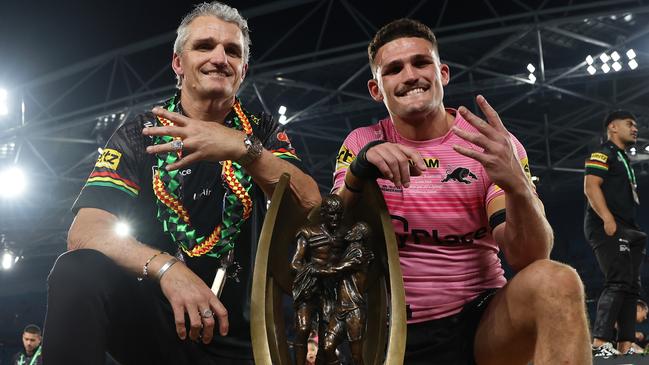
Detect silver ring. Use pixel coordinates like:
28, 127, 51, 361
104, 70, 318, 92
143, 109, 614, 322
171, 139, 184, 151
200, 309, 213, 319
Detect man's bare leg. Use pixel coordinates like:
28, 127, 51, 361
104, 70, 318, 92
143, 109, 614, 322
474, 259, 591, 365
617, 341, 632, 353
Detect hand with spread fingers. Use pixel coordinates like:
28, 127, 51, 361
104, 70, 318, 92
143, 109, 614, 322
159, 261, 229, 344
143, 107, 248, 171
364, 143, 427, 188
451, 95, 530, 193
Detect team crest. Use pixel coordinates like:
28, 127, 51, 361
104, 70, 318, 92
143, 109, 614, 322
441, 167, 478, 184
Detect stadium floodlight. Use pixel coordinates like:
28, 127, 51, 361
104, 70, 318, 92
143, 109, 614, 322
278, 115, 288, 125
624, 14, 633, 22
612, 62, 622, 72
526, 63, 535, 73
630, 147, 637, 155
611, 51, 621, 62
278, 105, 287, 115
586, 55, 594, 65
115, 221, 131, 237
0, 166, 27, 198
528, 73, 537, 84
1, 250, 14, 270
587, 65, 597, 75
627, 49, 637, 60
600, 53, 610, 63
629, 59, 639, 70
601, 63, 610, 73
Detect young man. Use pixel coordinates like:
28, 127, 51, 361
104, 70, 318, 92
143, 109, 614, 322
43, 2, 320, 364
11, 325, 42, 365
333, 19, 591, 364
585, 110, 647, 356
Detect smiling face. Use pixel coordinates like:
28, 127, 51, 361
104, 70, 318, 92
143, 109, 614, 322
172, 16, 248, 102
368, 37, 449, 124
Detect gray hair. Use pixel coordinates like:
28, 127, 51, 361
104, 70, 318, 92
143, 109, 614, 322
173, 2, 251, 88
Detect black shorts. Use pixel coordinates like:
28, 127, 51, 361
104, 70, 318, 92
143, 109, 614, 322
404, 289, 498, 365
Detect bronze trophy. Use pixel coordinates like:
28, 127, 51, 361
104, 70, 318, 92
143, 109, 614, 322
251, 174, 406, 364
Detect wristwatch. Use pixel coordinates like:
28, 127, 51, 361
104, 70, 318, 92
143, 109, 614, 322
237, 134, 263, 167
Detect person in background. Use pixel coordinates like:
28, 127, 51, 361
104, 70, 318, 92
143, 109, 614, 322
585, 110, 647, 357
11, 324, 42, 365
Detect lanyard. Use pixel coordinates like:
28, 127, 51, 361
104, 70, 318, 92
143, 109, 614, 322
617, 151, 637, 187
18, 347, 41, 365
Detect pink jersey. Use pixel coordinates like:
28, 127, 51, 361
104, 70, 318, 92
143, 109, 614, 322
333, 109, 532, 323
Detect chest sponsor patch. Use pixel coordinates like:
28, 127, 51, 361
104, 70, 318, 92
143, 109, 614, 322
590, 152, 608, 163
422, 157, 439, 169
95, 148, 122, 170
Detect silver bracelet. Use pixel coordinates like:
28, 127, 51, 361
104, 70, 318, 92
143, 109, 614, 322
155, 257, 179, 282
142, 251, 165, 278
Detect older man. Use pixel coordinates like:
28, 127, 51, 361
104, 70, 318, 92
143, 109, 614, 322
43, 2, 319, 364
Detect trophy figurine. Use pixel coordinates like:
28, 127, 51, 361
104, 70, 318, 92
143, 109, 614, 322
250, 174, 406, 365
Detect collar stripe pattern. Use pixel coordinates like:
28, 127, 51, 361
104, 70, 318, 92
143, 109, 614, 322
152, 98, 254, 258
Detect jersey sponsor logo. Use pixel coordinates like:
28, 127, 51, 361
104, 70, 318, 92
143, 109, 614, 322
520, 157, 532, 181
193, 188, 212, 200
335, 145, 355, 172
391, 214, 487, 246
422, 157, 439, 169
337, 145, 355, 166
441, 167, 478, 184
95, 148, 122, 170
590, 152, 608, 163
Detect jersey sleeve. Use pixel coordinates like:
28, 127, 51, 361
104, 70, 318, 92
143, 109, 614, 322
254, 112, 305, 171
485, 133, 533, 207
584, 147, 612, 178
331, 129, 366, 192
72, 114, 151, 217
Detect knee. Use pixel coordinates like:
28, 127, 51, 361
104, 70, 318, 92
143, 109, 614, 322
48, 249, 115, 293
525, 259, 585, 305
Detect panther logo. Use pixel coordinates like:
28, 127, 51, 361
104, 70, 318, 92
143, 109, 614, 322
441, 167, 478, 184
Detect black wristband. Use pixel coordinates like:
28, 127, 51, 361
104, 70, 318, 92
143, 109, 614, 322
488, 209, 506, 231
349, 140, 386, 180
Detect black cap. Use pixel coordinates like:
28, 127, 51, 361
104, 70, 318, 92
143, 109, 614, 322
604, 109, 636, 129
